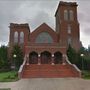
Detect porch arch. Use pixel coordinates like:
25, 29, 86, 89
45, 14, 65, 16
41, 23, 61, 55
41, 51, 51, 64
54, 51, 63, 64
29, 51, 38, 64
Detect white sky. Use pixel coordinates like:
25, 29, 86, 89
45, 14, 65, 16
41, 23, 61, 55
0, 0, 90, 48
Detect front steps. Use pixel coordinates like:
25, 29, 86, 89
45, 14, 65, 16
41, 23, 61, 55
21, 64, 80, 78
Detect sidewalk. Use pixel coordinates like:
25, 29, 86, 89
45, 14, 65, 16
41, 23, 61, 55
0, 78, 90, 90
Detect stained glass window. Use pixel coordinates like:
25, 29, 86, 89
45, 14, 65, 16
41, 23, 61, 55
35, 32, 53, 43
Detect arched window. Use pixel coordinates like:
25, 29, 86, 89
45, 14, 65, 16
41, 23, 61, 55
67, 25, 71, 34
69, 10, 74, 21
14, 31, 18, 43
64, 10, 68, 21
35, 32, 53, 43
20, 32, 24, 44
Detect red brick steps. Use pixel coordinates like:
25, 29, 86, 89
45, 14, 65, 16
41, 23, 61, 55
22, 64, 80, 78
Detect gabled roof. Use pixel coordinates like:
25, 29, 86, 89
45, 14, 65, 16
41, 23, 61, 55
30, 23, 58, 43
31, 23, 56, 35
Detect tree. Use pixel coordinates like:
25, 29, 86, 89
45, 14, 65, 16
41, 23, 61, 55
78, 46, 90, 70
88, 45, 90, 54
67, 45, 90, 70
0, 45, 10, 71
0, 45, 8, 61
12, 45, 23, 70
79, 46, 88, 55
67, 45, 78, 64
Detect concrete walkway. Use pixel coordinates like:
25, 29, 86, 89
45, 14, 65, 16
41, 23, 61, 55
0, 78, 90, 90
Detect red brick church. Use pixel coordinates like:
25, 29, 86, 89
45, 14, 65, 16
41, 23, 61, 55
9, 1, 81, 78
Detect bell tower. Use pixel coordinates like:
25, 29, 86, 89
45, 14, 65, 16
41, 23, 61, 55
55, 1, 80, 50
9, 23, 30, 55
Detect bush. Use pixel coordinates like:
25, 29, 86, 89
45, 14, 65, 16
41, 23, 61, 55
82, 70, 90, 79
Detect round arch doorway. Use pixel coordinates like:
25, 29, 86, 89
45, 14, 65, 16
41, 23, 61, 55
41, 51, 51, 64
54, 51, 62, 64
29, 51, 38, 64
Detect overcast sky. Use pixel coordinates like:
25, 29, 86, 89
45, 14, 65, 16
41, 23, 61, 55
0, 0, 90, 48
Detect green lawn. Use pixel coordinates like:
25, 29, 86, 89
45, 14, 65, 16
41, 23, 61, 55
0, 88, 11, 90
82, 70, 90, 79
0, 71, 19, 82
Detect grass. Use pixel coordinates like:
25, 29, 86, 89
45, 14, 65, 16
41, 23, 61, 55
0, 88, 11, 90
0, 71, 19, 82
82, 70, 90, 79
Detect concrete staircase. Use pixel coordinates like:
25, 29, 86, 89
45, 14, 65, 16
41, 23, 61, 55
22, 64, 80, 78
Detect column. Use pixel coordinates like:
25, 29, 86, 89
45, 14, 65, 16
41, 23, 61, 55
51, 54, 55, 65
26, 54, 29, 65
38, 54, 41, 65
62, 54, 66, 65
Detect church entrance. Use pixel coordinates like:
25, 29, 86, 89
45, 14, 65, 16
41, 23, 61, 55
54, 52, 62, 64
41, 51, 51, 64
29, 52, 38, 64
29, 51, 62, 64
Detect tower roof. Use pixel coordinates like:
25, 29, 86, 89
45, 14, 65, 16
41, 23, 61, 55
55, 1, 78, 16
10, 23, 29, 28
9, 23, 30, 32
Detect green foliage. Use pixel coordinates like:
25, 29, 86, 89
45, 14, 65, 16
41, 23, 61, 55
78, 46, 90, 70
12, 45, 23, 70
82, 70, 90, 79
0, 45, 10, 71
0, 46, 8, 61
67, 45, 90, 71
67, 45, 78, 64
82, 55, 90, 70
0, 71, 18, 82
79, 46, 88, 55
0, 88, 11, 90
88, 45, 90, 53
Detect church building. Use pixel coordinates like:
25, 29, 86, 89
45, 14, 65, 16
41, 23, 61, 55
9, 1, 81, 78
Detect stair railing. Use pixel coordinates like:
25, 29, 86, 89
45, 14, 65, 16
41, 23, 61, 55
65, 54, 81, 77
65, 54, 72, 65
72, 64, 81, 73
18, 55, 27, 79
